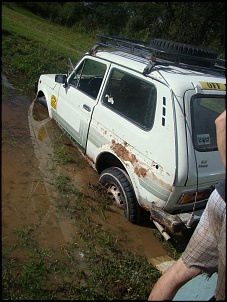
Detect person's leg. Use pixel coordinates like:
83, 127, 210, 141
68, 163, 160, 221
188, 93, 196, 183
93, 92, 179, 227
182, 189, 224, 273
215, 212, 226, 300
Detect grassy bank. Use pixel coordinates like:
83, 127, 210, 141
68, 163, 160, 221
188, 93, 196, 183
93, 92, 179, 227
2, 4, 95, 97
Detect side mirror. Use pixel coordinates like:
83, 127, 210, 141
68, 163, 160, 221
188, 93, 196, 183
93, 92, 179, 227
55, 74, 67, 84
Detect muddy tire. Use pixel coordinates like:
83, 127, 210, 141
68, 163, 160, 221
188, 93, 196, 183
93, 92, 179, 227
150, 39, 217, 67
99, 167, 141, 224
37, 96, 47, 108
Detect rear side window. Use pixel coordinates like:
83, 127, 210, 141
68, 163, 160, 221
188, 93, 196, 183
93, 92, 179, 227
102, 69, 157, 130
191, 96, 226, 151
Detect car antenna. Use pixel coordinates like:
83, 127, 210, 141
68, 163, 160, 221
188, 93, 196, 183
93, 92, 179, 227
68, 58, 74, 73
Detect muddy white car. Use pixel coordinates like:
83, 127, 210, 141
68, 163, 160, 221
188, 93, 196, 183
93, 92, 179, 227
35, 35, 226, 237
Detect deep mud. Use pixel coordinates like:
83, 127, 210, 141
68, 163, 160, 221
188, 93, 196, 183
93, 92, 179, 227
2, 86, 169, 272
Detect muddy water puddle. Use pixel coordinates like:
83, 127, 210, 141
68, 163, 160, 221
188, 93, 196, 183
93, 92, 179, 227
2, 90, 168, 264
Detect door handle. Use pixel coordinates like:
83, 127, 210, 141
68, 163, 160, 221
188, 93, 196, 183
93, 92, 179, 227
83, 104, 91, 112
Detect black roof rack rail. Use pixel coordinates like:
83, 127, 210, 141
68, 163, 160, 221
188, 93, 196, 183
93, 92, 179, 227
93, 35, 225, 75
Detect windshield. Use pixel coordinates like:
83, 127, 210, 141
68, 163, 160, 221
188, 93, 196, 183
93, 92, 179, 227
191, 96, 226, 151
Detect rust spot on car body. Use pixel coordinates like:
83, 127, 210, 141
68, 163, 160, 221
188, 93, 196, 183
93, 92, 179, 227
134, 166, 147, 177
110, 140, 172, 190
111, 141, 138, 164
111, 140, 148, 177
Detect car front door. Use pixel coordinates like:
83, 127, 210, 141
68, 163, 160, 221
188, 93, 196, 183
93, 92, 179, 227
54, 57, 109, 152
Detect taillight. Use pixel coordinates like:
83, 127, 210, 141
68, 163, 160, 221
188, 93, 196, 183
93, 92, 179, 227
178, 188, 213, 205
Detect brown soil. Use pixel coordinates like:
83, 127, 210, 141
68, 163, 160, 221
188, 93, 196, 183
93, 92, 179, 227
2, 87, 169, 294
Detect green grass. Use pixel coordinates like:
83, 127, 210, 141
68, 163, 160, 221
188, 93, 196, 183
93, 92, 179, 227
2, 4, 95, 96
55, 145, 75, 165
3, 223, 161, 300
2, 30, 67, 95
2, 4, 95, 61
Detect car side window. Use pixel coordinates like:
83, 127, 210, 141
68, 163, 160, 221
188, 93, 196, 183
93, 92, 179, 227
68, 59, 107, 99
102, 69, 157, 130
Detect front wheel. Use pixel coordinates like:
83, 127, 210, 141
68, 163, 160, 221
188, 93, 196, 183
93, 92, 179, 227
37, 95, 48, 108
99, 167, 141, 224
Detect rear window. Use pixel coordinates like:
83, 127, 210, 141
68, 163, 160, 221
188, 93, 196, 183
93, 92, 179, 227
191, 96, 226, 151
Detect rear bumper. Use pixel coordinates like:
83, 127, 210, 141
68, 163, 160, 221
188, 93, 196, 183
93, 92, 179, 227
149, 204, 204, 233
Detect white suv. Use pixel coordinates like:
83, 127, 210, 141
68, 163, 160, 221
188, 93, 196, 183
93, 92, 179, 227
35, 36, 226, 236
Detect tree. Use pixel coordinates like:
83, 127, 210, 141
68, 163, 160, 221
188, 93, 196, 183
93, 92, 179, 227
13, 2, 225, 57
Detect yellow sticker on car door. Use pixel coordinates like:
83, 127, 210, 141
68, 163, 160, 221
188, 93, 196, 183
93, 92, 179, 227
51, 95, 57, 109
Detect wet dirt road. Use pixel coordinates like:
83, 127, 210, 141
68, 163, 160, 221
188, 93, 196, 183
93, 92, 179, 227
2, 85, 169, 272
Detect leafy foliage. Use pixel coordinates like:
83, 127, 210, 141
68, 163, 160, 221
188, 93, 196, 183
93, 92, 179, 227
8, 1, 225, 57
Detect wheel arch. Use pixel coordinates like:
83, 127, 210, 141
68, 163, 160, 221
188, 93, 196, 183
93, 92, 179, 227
95, 151, 141, 202
37, 90, 45, 98
35, 89, 52, 115
96, 151, 126, 174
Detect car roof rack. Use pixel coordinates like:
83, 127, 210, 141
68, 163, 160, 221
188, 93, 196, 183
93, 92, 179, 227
90, 35, 225, 75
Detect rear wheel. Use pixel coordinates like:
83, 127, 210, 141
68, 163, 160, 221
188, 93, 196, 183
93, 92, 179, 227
99, 167, 141, 224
